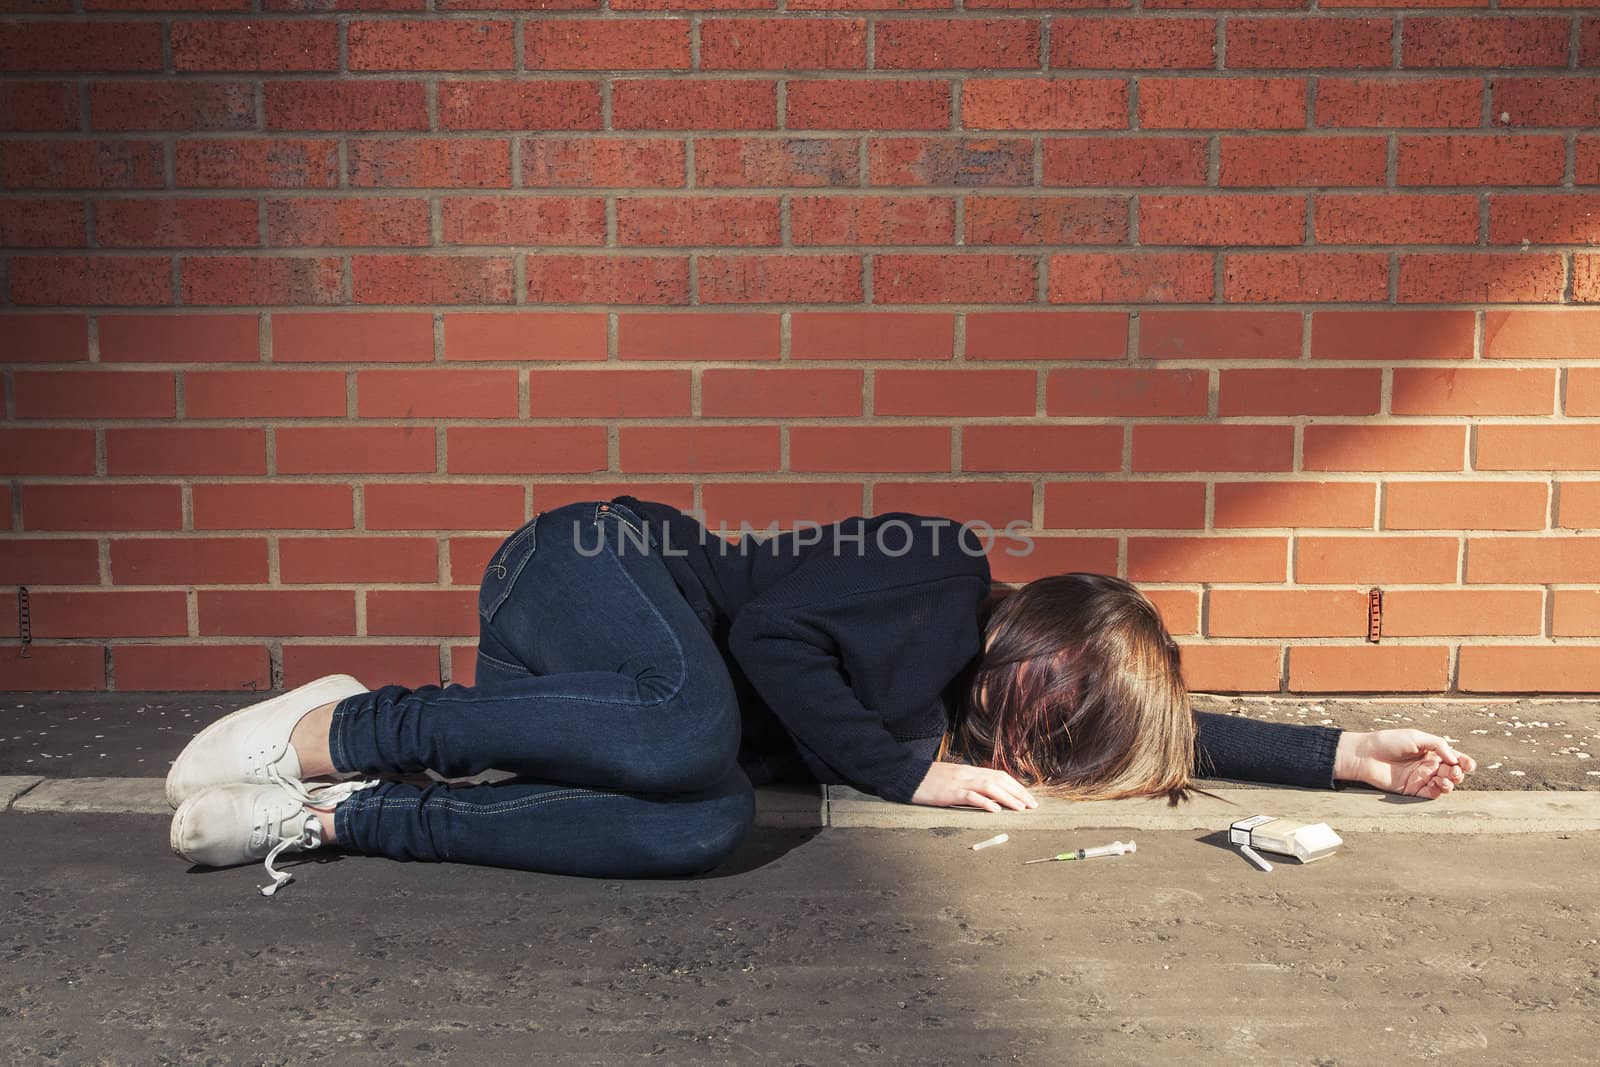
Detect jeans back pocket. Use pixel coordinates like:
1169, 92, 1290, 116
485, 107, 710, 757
478, 514, 540, 625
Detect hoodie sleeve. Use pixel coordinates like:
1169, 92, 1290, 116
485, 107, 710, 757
1193, 710, 1342, 789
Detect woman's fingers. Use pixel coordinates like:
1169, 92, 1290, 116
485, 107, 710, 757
964, 788, 1002, 814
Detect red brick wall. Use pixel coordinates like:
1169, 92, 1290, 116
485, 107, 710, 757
2, 5, 1598, 695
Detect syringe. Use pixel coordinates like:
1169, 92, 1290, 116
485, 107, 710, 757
1023, 840, 1137, 864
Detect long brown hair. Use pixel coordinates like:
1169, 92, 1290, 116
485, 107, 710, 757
944, 572, 1197, 806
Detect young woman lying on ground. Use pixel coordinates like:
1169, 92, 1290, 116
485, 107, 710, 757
166, 497, 1476, 895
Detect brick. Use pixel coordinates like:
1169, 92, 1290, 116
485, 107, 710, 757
443, 196, 608, 245
612, 79, 772, 130
267, 197, 431, 247
699, 483, 866, 530
1311, 310, 1473, 360
191, 483, 353, 530
90, 81, 253, 131
1218, 368, 1381, 416
450, 536, 506, 586
617, 426, 778, 473
0, 81, 78, 131
698, 136, 855, 188
21, 484, 182, 531
869, 136, 1032, 187
1570, 369, 1600, 416
1139, 194, 1305, 245
1223, 252, 1389, 302
1172, 643, 1281, 694
878, 18, 1038, 69
349, 138, 512, 188
1582, 137, 1600, 182
2, 139, 164, 189
0, 646, 105, 691
113, 645, 271, 692
265, 81, 429, 132
1554, 590, 1600, 638
100, 314, 259, 363
1226, 17, 1390, 68
273, 312, 435, 362
526, 136, 684, 188
282, 645, 441, 691
1392, 368, 1556, 416
0, 428, 95, 475
962, 78, 1127, 129
1140, 77, 1305, 129
1385, 481, 1548, 531
1288, 646, 1450, 693
441, 81, 603, 132
701, 368, 861, 417
276, 426, 436, 474
172, 20, 338, 71
184, 370, 347, 418
1315, 77, 1482, 128
966, 195, 1128, 244
106, 427, 266, 475
181, 256, 343, 306
525, 17, 689, 69
0, 314, 87, 361
363, 483, 525, 530
13, 370, 174, 418
788, 79, 951, 130
0, 197, 84, 247
527, 483, 695, 516
968, 311, 1126, 360
1314, 194, 1479, 244
1042, 136, 1209, 186
280, 536, 438, 584
352, 255, 515, 305
367, 591, 478, 637
445, 426, 609, 473
1490, 194, 1600, 245
109, 537, 269, 584
1043, 480, 1206, 529
32, 590, 187, 638
1209, 590, 1370, 639
871, 482, 1033, 528
1219, 136, 1386, 186
446, 312, 608, 361
1133, 425, 1295, 472
699, 254, 861, 303
617, 312, 781, 361
1048, 252, 1213, 303
176, 138, 340, 189
873, 253, 1035, 303
1303, 425, 1465, 472
1398, 136, 1565, 186
357, 369, 519, 418
1467, 536, 1600, 584
1576, 255, 1600, 304
873, 369, 1033, 416
1051, 16, 1215, 69
0, 539, 99, 585
1459, 647, 1600, 694
700, 16, 865, 70
199, 590, 355, 637
1213, 481, 1377, 529
1127, 536, 1288, 583
789, 426, 951, 473
527, 254, 690, 304
349, 19, 514, 70
963, 425, 1123, 472
528, 369, 690, 417
91, 0, 251, 8
1398, 253, 1564, 304
10, 256, 172, 306
1139, 310, 1303, 360
1403, 16, 1569, 68
95, 198, 258, 248
1477, 426, 1600, 472
1299, 534, 1465, 585
0, 21, 162, 72
1384, 590, 1544, 639
792, 195, 953, 245
1484, 310, 1600, 360
617, 196, 779, 246
790, 312, 953, 360
1046, 368, 1207, 415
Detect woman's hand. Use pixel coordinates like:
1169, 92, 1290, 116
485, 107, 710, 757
1334, 729, 1477, 798
911, 761, 1038, 812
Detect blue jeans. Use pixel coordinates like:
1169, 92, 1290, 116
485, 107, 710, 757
327, 499, 755, 878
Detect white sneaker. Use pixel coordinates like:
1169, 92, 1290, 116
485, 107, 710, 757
170, 779, 378, 897
165, 674, 369, 809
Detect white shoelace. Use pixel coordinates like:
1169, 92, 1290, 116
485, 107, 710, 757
259, 770, 378, 897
